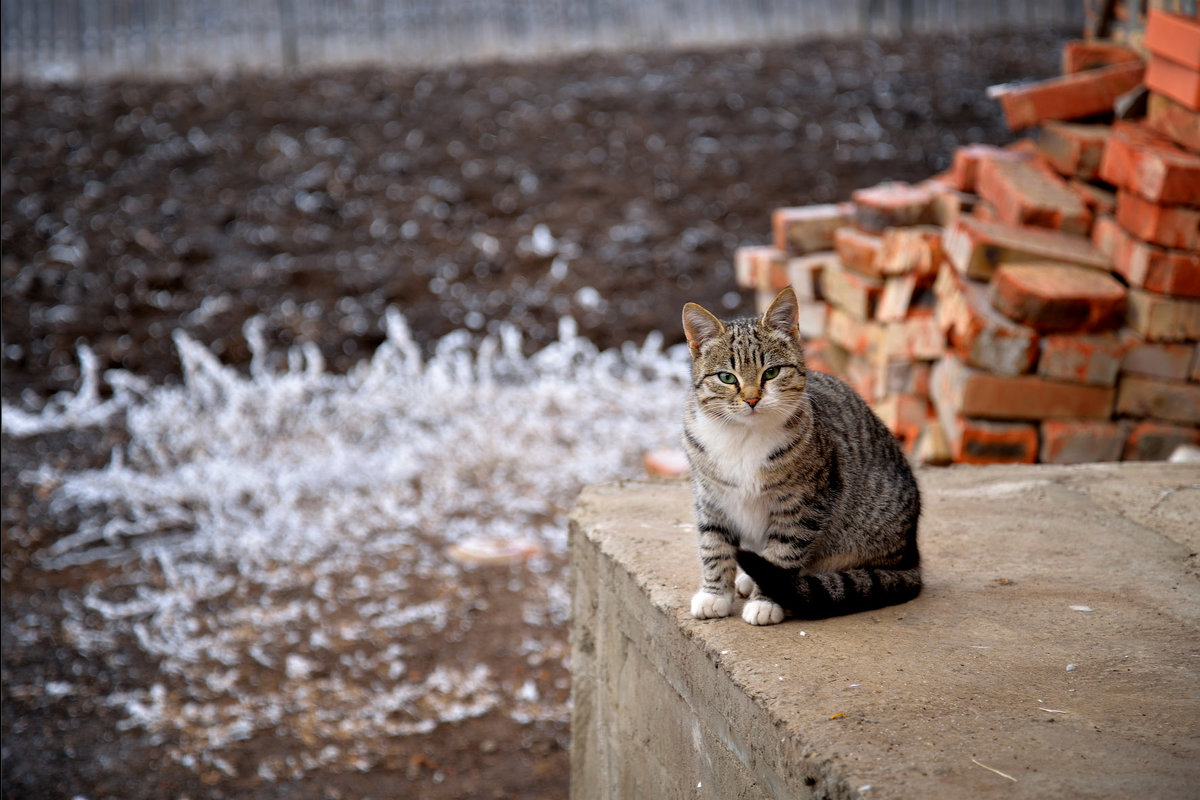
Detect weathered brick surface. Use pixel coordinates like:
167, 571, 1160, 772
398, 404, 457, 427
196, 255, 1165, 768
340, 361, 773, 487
772, 203, 855, 254
819, 259, 883, 320
1038, 121, 1110, 179
1037, 332, 1126, 386
878, 311, 945, 363
1098, 217, 1200, 298
875, 225, 945, 282
1126, 289, 1200, 341
948, 144, 1025, 192
988, 61, 1146, 131
943, 415, 1040, 464
990, 263, 1127, 332
1120, 330, 1197, 381
1116, 374, 1200, 424
1123, 419, 1200, 461
876, 274, 918, 323
934, 265, 1039, 376
1098, 122, 1200, 205
1039, 419, 1127, 464
932, 353, 1116, 421
876, 359, 932, 399
833, 227, 884, 279
942, 217, 1110, 280
851, 181, 937, 232
1116, 190, 1200, 250
976, 156, 1092, 234
1146, 91, 1200, 152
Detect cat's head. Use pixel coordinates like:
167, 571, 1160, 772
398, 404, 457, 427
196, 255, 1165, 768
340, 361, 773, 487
682, 288, 808, 425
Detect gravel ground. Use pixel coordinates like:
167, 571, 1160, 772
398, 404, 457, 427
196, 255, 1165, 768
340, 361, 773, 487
2, 28, 1069, 799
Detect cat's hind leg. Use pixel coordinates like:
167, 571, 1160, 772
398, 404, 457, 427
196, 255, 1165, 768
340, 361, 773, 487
735, 571, 756, 598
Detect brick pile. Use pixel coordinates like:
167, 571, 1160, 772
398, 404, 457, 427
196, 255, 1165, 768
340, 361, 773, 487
734, 5, 1200, 465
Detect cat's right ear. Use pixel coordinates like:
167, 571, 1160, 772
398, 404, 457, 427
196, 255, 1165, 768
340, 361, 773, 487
762, 287, 799, 339
682, 303, 724, 357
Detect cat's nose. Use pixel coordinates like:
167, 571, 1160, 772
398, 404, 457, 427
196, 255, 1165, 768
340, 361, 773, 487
744, 396, 760, 407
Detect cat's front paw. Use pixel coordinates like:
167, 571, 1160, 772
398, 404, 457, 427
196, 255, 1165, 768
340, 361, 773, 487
735, 572, 756, 598
691, 590, 734, 619
742, 598, 785, 626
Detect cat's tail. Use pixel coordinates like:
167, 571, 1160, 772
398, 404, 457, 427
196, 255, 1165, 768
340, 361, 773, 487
735, 550, 921, 619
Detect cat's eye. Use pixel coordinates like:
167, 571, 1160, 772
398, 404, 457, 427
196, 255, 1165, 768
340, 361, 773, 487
717, 372, 738, 385
762, 366, 780, 381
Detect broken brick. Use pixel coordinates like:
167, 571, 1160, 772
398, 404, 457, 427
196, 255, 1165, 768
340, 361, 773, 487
1039, 419, 1126, 464
1115, 190, 1200, 251
1037, 121, 1110, 179
976, 155, 1092, 234
989, 263, 1127, 332
851, 181, 937, 232
1098, 122, 1200, 205
1116, 374, 1200, 425
934, 265, 1039, 376
988, 61, 1146, 131
772, 203, 855, 254
1123, 419, 1200, 461
1126, 289, 1200, 341
932, 353, 1116, 421
942, 216, 1110, 280
1037, 332, 1126, 387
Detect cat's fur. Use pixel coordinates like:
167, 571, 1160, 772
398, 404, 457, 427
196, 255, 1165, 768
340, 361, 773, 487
681, 287, 921, 625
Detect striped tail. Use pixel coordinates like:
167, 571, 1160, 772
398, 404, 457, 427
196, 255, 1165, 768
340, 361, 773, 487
735, 550, 921, 619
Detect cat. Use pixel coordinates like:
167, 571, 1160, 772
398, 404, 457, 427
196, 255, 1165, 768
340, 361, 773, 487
681, 287, 921, 625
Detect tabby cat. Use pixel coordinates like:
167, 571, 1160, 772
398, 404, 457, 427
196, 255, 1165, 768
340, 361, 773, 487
681, 287, 921, 625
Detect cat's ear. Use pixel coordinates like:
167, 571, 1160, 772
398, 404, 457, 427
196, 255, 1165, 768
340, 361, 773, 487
761, 288, 799, 339
682, 302, 725, 356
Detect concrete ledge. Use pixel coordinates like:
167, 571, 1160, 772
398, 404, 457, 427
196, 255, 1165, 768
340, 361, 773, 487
568, 463, 1200, 799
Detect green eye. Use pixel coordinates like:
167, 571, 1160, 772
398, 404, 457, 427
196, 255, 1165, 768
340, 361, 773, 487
717, 372, 738, 385
762, 366, 780, 381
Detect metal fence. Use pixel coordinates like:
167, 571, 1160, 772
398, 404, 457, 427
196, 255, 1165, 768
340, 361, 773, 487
2, 0, 1083, 82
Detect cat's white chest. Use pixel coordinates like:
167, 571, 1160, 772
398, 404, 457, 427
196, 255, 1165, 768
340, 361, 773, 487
694, 413, 787, 553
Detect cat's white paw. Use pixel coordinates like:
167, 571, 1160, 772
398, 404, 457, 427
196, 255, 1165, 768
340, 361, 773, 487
735, 572, 756, 598
691, 590, 734, 619
742, 599, 785, 626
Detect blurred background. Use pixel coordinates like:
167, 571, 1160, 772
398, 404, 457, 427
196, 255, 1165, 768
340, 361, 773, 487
3, 3, 1078, 799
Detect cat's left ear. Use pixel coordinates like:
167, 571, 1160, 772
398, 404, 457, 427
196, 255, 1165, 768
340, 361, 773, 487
761, 287, 799, 339
683, 302, 725, 357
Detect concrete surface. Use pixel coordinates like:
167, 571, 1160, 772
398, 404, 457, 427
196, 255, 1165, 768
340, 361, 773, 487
568, 462, 1200, 800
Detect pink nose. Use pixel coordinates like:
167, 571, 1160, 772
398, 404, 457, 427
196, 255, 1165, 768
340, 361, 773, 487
745, 396, 759, 407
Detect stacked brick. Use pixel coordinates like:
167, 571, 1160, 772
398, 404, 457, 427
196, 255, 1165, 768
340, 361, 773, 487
734, 6, 1200, 465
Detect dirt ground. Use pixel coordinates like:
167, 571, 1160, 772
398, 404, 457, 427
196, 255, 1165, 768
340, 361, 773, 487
2, 29, 1069, 799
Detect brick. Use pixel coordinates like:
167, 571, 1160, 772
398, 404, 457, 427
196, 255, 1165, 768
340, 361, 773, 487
876, 359, 933, 399
1123, 419, 1200, 461
876, 274, 918, 323
942, 216, 1111, 280
872, 393, 933, 442
734, 245, 786, 290
988, 61, 1146, 131
1116, 374, 1200, 424
819, 259, 883, 320
851, 182, 937, 232
833, 227, 884, 279
1146, 91, 1200, 152
772, 203, 855, 254
1115, 190, 1200, 250
878, 311, 945, 363
1120, 330, 1197, 381
1067, 179, 1117, 215
1098, 122, 1200, 205
1039, 419, 1127, 464
803, 337, 836, 376
1061, 40, 1143, 74
1146, 9, 1200, 71
1037, 122, 1110, 179
932, 353, 1116, 421
825, 306, 880, 360
919, 179, 974, 226
913, 419, 953, 465
875, 225, 946, 283
786, 251, 837, 301
643, 448, 690, 477
1146, 54, 1200, 112
1101, 219, 1200, 298
1192, 344, 1200, 382
949, 144, 1027, 192
990, 263, 1127, 332
933, 265, 1039, 376
943, 415, 1040, 465
976, 156, 1092, 234
1037, 332, 1127, 386
1126, 288, 1200, 340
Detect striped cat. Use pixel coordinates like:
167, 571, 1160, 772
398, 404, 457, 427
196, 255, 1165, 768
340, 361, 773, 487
681, 287, 921, 625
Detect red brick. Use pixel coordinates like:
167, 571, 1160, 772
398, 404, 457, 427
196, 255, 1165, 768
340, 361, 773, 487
1101, 219, 1200, 298
1115, 190, 1200, 250
1116, 374, 1200, 424
1067, 179, 1117, 216
734, 245, 786, 290
941, 217, 1111, 280
819, 259, 883, 320
943, 415, 1040, 465
1039, 419, 1126, 464
803, 337, 836, 376
988, 61, 1146, 131
1120, 330, 1197, 381
1146, 54, 1200, 112
1061, 40, 1143, 74
934, 265, 1038, 376
990, 263, 1127, 332
878, 311, 945, 364
833, 227, 884, 279
876, 275, 918, 323
872, 393, 933, 442
1123, 419, 1200, 461
1192, 344, 1200, 382
1146, 91, 1200, 152
1038, 122, 1110, 179
875, 225, 945, 282
1126, 289, 1200, 341
643, 448, 690, 477
949, 144, 1027, 192
1145, 10, 1200, 71
826, 306, 879, 360
876, 359, 933, 399
772, 203, 855, 254
788, 251, 837, 301
919, 179, 973, 226
1037, 332, 1127, 386
976, 156, 1093, 234
913, 419, 953, 465
1098, 122, 1200, 204
851, 182, 937, 232
932, 353, 1116, 421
